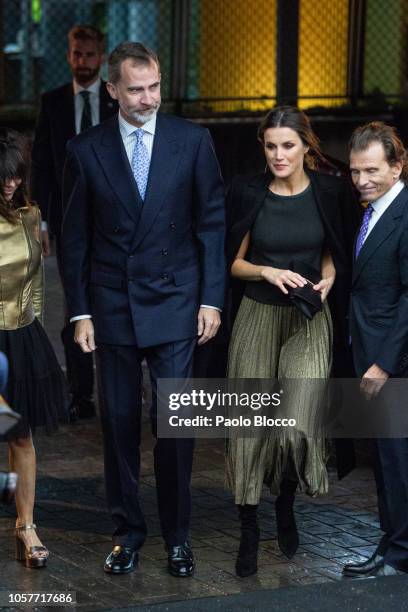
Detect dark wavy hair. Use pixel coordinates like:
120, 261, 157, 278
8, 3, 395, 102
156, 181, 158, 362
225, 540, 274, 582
0, 128, 31, 223
257, 106, 326, 170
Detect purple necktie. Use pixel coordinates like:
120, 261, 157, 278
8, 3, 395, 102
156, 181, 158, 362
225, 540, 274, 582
355, 204, 374, 258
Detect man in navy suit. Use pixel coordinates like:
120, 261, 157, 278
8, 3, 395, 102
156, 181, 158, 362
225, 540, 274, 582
61, 42, 225, 576
31, 25, 118, 421
343, 122, 408, 577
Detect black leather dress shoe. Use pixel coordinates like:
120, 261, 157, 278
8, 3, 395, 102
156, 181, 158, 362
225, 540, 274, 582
343, 552, 385, 576
166, 542, 194, 577
104, 546, 138, 574
69, 396, 96, 422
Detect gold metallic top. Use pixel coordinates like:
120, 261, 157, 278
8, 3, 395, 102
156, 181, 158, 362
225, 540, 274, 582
0, 206, 43, 330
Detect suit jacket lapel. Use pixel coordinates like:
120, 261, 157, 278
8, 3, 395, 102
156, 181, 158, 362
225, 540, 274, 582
352, 187, 408, 284
59, 84, 76, 145
131, 113, 182, 251
93, 116, 143, 224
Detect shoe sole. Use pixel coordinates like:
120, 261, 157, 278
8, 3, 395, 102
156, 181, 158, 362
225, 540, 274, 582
104, 565, 137, 575
167, 568, 194, 577
342, 568, 379, 577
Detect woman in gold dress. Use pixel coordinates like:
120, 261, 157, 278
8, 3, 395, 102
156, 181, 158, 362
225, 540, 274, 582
0, 128, 67, 568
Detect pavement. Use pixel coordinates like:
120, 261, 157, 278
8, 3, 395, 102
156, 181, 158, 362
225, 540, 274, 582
0, 254, 398, 610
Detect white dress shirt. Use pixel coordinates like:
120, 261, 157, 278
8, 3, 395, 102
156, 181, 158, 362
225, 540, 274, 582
70, 110, 220, 321
73, 77, 101, 134
118, 111, 156, 161
363, 179, 405, 245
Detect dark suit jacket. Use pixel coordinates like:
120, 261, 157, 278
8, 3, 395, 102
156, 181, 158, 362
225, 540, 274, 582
61, 113, 226, 348
350, 185, 408, 377
31, 80, 118, 236
225, 170, 359, 376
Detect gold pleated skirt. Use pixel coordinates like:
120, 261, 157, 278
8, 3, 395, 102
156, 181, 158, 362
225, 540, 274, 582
226, 295, 333, 505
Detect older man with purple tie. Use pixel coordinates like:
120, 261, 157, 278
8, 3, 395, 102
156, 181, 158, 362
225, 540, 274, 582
344, 121, 408, 578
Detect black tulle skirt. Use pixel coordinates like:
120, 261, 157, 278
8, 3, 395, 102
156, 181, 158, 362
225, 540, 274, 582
0, 318, 68, 439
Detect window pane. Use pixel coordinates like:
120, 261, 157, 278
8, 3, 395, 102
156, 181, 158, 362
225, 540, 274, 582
187, 0, 277, 114
298, 0, 349, 109
364, 0, 408, 100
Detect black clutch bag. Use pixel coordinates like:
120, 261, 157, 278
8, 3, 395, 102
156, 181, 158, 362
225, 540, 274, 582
288, 259, 322, 320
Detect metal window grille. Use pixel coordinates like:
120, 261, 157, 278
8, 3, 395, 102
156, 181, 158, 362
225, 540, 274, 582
0, 0, 407, 114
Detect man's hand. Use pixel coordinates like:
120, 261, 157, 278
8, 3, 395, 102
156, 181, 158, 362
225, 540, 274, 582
197, 307, 221, 345
74, 319, 96, 353
41, 229, 51, 257
360, 363, 389, 399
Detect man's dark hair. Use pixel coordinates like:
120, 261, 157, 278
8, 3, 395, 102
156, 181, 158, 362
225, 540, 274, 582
68, 24, 105, 53
108, 42, 160, 84
350, 121, 408, 183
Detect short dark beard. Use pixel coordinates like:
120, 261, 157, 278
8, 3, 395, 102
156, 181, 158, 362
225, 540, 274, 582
73, 68, 100, 87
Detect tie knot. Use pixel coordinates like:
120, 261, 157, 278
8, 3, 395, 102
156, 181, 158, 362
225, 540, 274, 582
134, 128, 144, 143
365, 203, 374, 216
80, 90, 90, 100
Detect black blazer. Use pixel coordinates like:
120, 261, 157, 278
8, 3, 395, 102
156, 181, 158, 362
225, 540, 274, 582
31, 80, 118, 236
225, 169, 360, 377
350, 185, 408, 377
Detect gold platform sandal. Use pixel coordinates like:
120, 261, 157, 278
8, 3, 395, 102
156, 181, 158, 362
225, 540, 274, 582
15, 523, 49, 568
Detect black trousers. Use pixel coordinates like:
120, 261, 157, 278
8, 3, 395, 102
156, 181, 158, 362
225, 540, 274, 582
96, 338, 196, 549
55, 238, 94, 400
373, 438, 408, 571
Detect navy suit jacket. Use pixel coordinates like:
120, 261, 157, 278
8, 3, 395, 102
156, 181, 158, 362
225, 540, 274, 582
61, 113, 226, 348
31, 80, 118, 235
350, 185, 408, 376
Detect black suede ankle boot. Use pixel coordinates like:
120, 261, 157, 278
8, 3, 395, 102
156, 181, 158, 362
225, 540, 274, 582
275, 479, 299, 559
235, 504, 260, 577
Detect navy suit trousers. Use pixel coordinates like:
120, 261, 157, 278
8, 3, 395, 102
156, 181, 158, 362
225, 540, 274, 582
373, 438, 408, 571
96, 337, 196, 549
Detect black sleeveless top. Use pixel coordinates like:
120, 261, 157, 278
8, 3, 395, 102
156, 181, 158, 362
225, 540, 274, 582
244, 185, 325, 305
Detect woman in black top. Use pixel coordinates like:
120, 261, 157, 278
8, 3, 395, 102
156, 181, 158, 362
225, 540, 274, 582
226, 107, 358, 577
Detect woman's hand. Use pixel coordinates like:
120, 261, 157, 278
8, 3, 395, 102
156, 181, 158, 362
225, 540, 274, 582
313, 275, 335, 302
316, 248, 336, 301
261, 267, 307, 295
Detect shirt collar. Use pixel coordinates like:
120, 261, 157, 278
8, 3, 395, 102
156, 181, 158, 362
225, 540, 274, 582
118, 111, 157, 139
371, 179, 405, 215
73, 77, 101, 96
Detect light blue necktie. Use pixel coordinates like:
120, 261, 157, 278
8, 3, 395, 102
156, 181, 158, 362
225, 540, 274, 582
131, 129, 149, 200
355, 203, 374, 258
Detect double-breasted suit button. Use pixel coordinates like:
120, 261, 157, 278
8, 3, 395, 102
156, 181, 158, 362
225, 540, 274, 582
162, 249, 168, 256
113, 226, 120, 233
128, 255, 134, 259
170, 223, 176, 230
128, 277, 133, 283
161, 273, 169, 280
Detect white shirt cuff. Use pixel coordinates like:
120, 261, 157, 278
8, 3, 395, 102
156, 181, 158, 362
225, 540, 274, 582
41, 221, 48, 231
70, 315, 92, 322
200, 304, 222, 312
